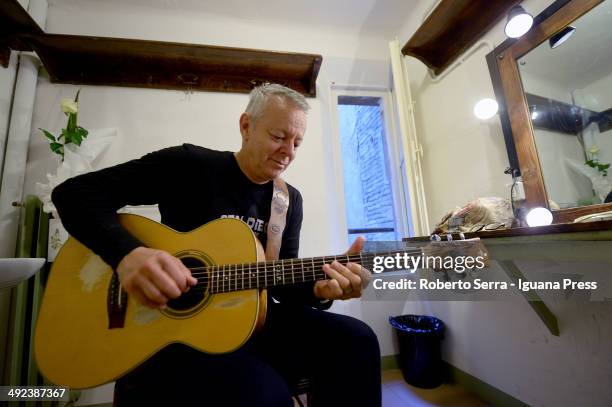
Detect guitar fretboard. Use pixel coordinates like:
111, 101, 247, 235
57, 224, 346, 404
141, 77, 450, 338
200, 249, 422, 294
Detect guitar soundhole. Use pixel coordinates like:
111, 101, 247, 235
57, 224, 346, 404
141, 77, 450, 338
165, 255, 209, 314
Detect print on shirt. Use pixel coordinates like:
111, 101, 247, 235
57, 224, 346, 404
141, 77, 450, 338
220, 215, 267, 236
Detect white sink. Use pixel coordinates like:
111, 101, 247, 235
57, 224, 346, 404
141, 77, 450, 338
0, 258, 46, 289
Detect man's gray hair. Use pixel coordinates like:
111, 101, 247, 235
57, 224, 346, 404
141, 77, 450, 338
245, 83, 310, 125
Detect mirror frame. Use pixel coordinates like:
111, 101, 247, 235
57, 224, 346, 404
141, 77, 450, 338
487, 0, 612, 223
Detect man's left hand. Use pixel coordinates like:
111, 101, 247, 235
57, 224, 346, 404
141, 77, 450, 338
313, 237, 372, 301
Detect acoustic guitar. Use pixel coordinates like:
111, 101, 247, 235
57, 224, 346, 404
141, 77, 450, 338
34, 214, 488, 388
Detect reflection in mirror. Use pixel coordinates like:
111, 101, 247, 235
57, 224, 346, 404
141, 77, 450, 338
518, 0, 612, 209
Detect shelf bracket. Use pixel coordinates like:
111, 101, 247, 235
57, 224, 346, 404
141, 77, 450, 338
498, 260, 560, 336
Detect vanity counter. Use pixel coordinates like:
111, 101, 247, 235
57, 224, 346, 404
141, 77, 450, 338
402, 220, 612, 336
404, 219, 612, 242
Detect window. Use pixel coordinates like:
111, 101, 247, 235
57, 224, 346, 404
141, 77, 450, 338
332, 89, 412, 244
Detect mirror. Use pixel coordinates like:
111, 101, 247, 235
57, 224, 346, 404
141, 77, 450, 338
488, 0, 612, 223
518, 0, 612, 209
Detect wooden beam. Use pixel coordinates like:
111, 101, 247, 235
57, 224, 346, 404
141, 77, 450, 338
1, 41, 10, 68
25, 34, 321, 97
0, 0, 42, 51
0, 0, 321, 95
498, 50, 549, 206
402, 0, 522, 75
526, 93, 597, 135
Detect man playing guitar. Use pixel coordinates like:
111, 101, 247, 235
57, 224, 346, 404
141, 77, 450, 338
51, 83, 381, 406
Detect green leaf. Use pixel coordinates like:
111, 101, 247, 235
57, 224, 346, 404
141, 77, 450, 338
65, 128, 86, 146
39, 128, 56, 142
76, 126, 89, 138
73, 128, 87, 144
50, 142, 63, 154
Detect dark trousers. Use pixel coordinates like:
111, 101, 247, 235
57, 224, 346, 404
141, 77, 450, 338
113, 302, 381, 406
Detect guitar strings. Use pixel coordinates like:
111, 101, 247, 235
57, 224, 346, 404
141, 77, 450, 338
174, 250, 427, 295
123, 245, 482, 300
185, 249, 422, 275
188, 250, 422, 278
184, 251, 422, 292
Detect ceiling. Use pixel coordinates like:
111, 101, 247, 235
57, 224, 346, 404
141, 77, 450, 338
519, 0, 612, 91
49, 0, 425, 37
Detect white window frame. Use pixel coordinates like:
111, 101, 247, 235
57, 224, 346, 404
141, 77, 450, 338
328, 85, 412, 244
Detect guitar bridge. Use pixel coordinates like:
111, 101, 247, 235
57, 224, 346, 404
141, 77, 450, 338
107, 272, 128, 329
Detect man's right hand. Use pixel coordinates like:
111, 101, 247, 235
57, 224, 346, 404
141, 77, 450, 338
116, 247, 198, 309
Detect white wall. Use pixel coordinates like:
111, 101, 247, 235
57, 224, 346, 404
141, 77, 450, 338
396, 0, 612, 406
45, 0, 391, 60
0, 22, 22, 391
0, 42, 19, 179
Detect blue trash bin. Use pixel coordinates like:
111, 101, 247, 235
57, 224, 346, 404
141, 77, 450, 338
389, 314, 446, 388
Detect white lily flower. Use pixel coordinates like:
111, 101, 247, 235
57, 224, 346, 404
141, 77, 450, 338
588, 145, 600, 155
60, 98, 78, 114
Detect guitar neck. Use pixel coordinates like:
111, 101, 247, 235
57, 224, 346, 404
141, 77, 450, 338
206, 248, 422, 294
203, 237, 490, 294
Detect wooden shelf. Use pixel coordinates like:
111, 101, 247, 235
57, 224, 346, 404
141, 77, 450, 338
404, 220, 612, 241
525, 93, 612, 135
0, 0, 43, 66
0, 1, 322, 96
402, 0, 521, 76
27, 34, 322, 96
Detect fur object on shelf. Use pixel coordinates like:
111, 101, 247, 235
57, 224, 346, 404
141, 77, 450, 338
434, 197, 515, 234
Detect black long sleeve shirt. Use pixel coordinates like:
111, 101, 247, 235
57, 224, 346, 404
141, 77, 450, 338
52, 143, 329, 308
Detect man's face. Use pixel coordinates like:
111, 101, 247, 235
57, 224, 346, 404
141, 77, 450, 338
239, 97, 307, 183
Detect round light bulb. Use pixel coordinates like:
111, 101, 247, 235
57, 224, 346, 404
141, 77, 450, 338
473, 98, 499, 120
505, 12, 534, 38
526, 207, 553, 227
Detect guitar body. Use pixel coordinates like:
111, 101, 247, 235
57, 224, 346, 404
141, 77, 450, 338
34, 215, 267, 389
